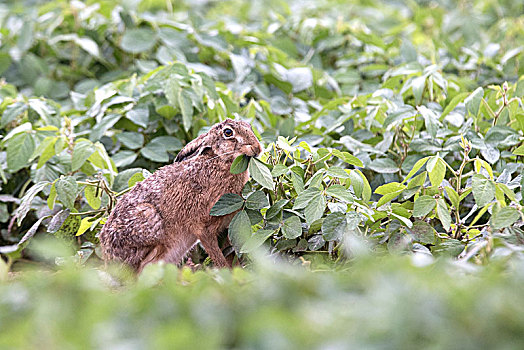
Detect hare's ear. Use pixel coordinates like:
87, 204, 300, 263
174, 133, 211, 162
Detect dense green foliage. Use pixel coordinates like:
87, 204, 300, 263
0, 0, 523, 347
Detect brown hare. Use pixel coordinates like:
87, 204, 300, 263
99, 118, 262, 272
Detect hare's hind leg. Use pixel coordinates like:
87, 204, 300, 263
103, 202, 166, 270
163, 233, 199, 265
137, 245, 166, 273
200, 235, 231, 268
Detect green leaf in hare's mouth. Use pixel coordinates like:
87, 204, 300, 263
230, 154, 251, 174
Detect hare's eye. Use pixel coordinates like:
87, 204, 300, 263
223, 128, 234, 138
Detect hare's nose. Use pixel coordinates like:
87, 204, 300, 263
255, 143, 262, 156
246, 144, 261, 157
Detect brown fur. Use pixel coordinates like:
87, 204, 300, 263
99, 119, 262, 272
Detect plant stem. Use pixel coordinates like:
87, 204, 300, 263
69, 209, 106, 216
115, 187, 133, 197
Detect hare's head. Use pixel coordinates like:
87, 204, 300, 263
175, 119, 262, 163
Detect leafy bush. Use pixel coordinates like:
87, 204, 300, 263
1, 0, 522, 268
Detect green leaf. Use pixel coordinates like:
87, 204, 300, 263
290, 171, 305, 194
54, 214, 81, 241
464, 87, 484, 117
445, 186, 460, 209
353, 170, 371, 202
376, 191, 402, 208
92, 142, 116, 183
55, 176, 78, 210
403, 157, 429, 183
433, 239, 464, 257
75, 36, 101, 58
47, 209, 71, 233
398, 187, 421, 201
383, 105, 416, 128
266, 199, 289, 220
436, 198, 451, 232
286, 67, 313, 93
0, 203, 7, 223
282, 215, 302, 239
408, 221, 436, 244
478, 159, 494, 179
90, 114, 121, 142
374, 182, 406, 208
36, 137, 57, 169
513, 144, 524, 156
459, 188, 472, 202
245, 191, 269, 210
72, 140, 96, 172
228, 210, 252, 252
417, 105, 440, 139
349, 171, 364, 198
1, 102, 27, 128
322, 212, 346, 241
17, 22, 34, 52
249, 158, 274, 190
391, 212, 413, 228
326, 166, 350, 179
245, 209, 263, 225
469, 203, 492, 228
128, 172, 145, 188
240, 229, 274, 253
271, 164, 288, 177
33, 133, 58, 162
120, 28, 157, 53
18, 216, 46, 246
326, 185, 353, 203
15, 181, 49, 225
76, 217, 93, 236
178, 89, 193, 132
210, 193, 244, 216
293, 187, 322, 210
84, 186, 101, 210
491, 206, 520, 230
164, 75, 180, 106
198, 73, 219, 100
332, 149, 363, 167
47, 183, 57, 210
411, 75, 425, 104
471, 174, 495, 207
375, 182, 406, 195
7, 132, 35, 172
140, 140, 170, 163
126, 107, 149, 128
408, 172, 427, 190
116, 132, 144, 150
304, 194, 326, 224
0, 52, 10, 76
413, 195, 436, 217
497, 183, 516, 203
154, 136, 182, 151
427, 156, 446, 187
230, 155, 250, 174
368, 158, 399, 173
441, 92, 469, 119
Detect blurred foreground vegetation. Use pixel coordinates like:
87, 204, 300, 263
0, 0, 523, 347
1, 240, 524, 349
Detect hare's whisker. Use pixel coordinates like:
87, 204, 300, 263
204, 150, 237, 163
